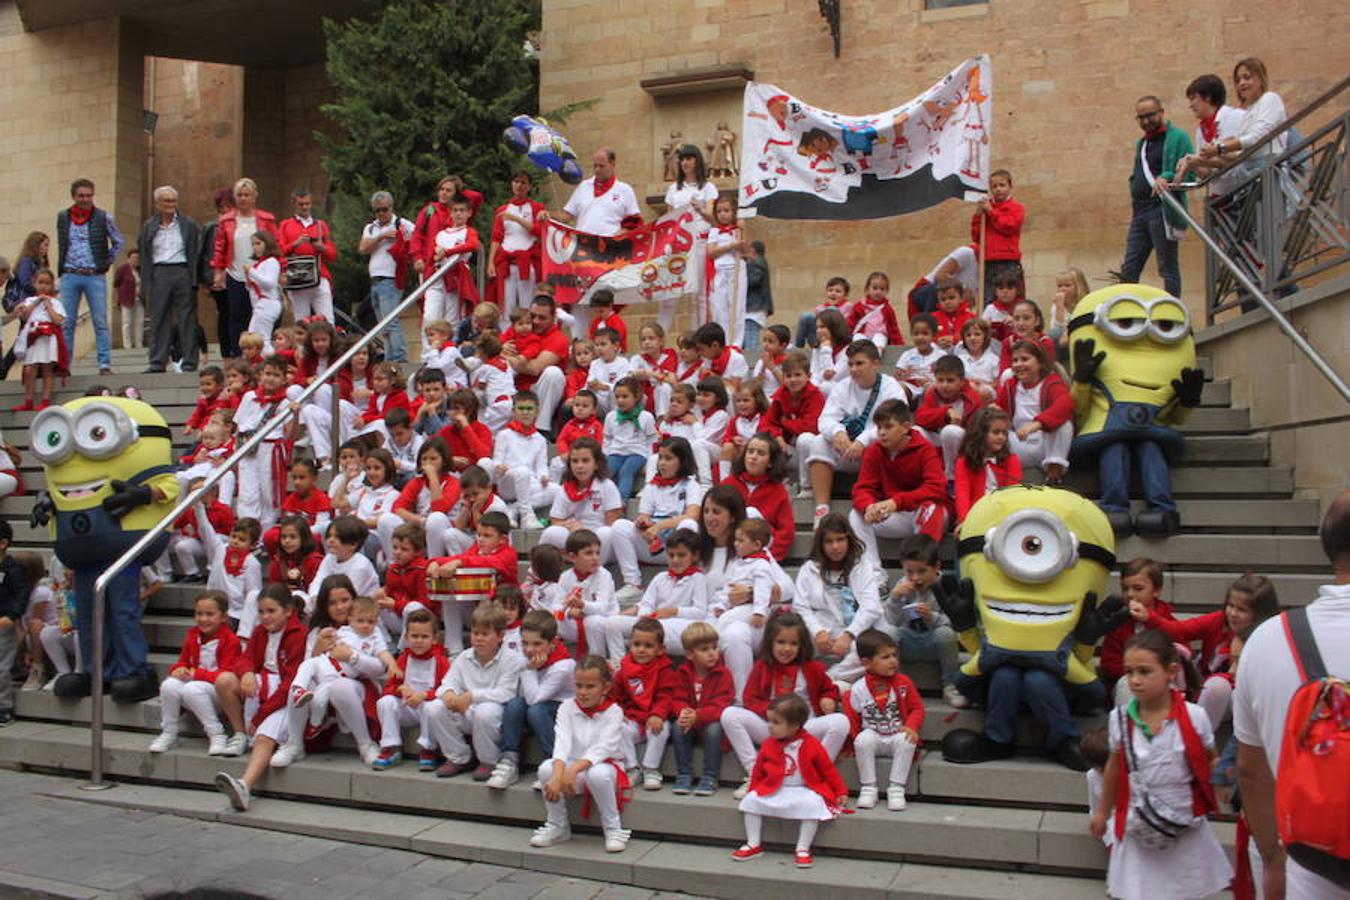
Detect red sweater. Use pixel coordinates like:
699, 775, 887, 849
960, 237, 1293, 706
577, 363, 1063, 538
844, 672, 926, 736
588, 311, 629, 351
1101, 600, 1176, 682
235, 613, 307, 728
611, 654, 681, 723
672, 658, 735, 728
381, 646, 450, 702
173, 626, 243, 684
912, 382, 983, 433
393, 474, 461, 516
998, 333, 1056, 373
363, 389, 411, 425
185, 392, 230, 431
437, 420, 494, 470
762, 384, 826, 442
384, 556, 431, 615
1148, 608, 1233, 675
953, 454, 1023, 523
971, 197, 1025, 262
847, 298, 904, 346
747, 732, 847, 805
851, 431, 949, 514
277, 217, 339, 281
433, 543, 520, 586
267, 550, 323, 594
173, 501, 235, 541
722, 473, 794, 561
742, 658, 840, 717
556, 415, 604, 458
995, 371, 1074, 431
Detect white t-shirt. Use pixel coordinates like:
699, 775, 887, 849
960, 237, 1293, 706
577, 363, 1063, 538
363, 217, 414, 279
664, 180, 718, 214
1012, 381, 1041, 428
564, 178, 640, 236
228, 215, 258, 282
1201, 105, 1248, 197
925, 245, 978, 292
548, 478, 623, 528
498, 200, 541, 253
1233, 582, 1350, 899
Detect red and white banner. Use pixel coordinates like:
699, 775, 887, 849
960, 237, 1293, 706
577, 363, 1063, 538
541, 209, 709, 307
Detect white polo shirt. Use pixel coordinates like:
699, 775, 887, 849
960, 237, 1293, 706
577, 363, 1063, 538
564, 178, 640, 236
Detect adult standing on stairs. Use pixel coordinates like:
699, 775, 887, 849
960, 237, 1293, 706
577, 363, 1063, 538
553, 147, 642, 333
211, 178, 278, 359
1234, 491, 1350, 900
55, 178, 122, 376
138, 186, 203, 374
278, 187, 338, 324
1118, 96, 1192, 297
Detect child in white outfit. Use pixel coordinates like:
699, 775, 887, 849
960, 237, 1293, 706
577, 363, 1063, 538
372, 610, 449, 771
290, 596, 396, 724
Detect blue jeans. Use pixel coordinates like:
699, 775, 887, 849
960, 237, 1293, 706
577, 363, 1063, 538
794, 312, 818, 348
500, 696, 560, 758
743, 319, 763, 352
898, 623, 960, 686
958, 666, 1104, 749
1120, 205, 1181, 296
909, 281, 938, 316
671, 720, 723, 780
59, 273, 111, 368
1097, 440, 1176, 513
370, 277, 409, 362
608, 453, 646, 501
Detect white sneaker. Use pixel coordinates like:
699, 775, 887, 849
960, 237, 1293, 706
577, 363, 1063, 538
603, 827, 632, 853
942, 683, 970, 709
642, 769, 663, 791
207, 733, 230, 756
270, 741, 305, 768
359, 742, 381, 766
887, 786, 907, 811
214, 772, 250, 811
614, 584, 644, 606
21, 670, 43, 691
222, 733, 248, 757
148, 731, 179, 754
856, 784, 878, 809
529, 822, 572, 847
518, 508, 544, 530
733, 778, 751, 800
813, 504, 830, 524
486, 758, 519, 790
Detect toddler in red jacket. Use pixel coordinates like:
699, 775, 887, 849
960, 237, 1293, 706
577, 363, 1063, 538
670, 622, 734, 796
612, 617, 682, 790
845, 629, 924, 812
149, 591, 242, 756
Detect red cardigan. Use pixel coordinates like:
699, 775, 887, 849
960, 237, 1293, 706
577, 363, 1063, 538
953, 454, 1023, 523
381, 646, 450, 702
277, 217, 338, 281
235, 613, 307, 728
851, 431, 949, 514
912, 382, 983, 432
742, 658, 840, 717
362, 389, 411, 425
970, 197, 1025, 261
173, 626, 243, 685
672, 658, 735, 728
211, 209, 279, 274
995, 371, 1074, 431
748, 732, 847, 805
847, 298, 903, 346
762, 383, 826, 442
384, 556, 430, 614
437, 420, 494, 470
933, 306, 975, 344
1100, 600, 1176, 682
185, 392, 230, 431
611, 654, 681, 724
722, 473, 794, 561
998, 333, 1057, 373
1149, 608, 1233, 675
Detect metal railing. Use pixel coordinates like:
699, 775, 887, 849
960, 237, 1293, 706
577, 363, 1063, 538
82, 255, 459, 789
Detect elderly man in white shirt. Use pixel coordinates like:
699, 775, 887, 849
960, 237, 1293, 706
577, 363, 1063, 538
137, 185, 202, 373
358, 190, 414, 362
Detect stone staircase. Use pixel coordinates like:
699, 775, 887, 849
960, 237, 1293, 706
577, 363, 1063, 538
0, 343, 1324, 899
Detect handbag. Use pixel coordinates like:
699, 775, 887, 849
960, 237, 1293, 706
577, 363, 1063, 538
284, 256, 320, 291
1118, 706, 1196, 850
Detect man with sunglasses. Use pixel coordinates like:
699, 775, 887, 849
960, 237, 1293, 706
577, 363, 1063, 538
359, 191, 414, 362
1120, 97, 1194, 297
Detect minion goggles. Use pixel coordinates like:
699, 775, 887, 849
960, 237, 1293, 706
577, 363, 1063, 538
1067, 293, 1191, 344
957, 508, 1115, 584
31, 403, 173, 465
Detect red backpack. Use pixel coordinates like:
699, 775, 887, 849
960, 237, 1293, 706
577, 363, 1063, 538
1275, 607, 1350, 888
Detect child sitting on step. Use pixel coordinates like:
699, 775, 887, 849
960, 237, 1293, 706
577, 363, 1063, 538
148, 591, 242, 757
845, 629, 923, 812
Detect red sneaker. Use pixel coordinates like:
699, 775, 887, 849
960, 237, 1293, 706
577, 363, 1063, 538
34, 400, 51, 411
418, 750, 439, 772
10, 401, 33, 412
794, 850, 813, 869
730, 844, 763, 862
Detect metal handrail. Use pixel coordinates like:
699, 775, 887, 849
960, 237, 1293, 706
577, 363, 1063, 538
81, 256, 458, 788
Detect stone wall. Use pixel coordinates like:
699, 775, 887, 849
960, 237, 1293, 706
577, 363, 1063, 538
539, 0, 1350, 331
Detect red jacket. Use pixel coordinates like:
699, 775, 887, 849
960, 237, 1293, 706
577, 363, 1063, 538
437, 420, 494, 470
281, 490, 333, 527
362, 389, 411, 425
186, 392, 230, 431
433, 543, 520, 586
762, 384, 825, 443
384, 556, 431, 615
277, 217, 338, 281
393, 474, 461, 516
556, 415, 604, 458
611, 654, 681, 723
1148, 608, 1233, 675
851, 431, 949, 514
933, 306, 975, 344
672, 658, 735, 728
747, 732, 847, 805
912, 382, 983, 433
1101, 600, 1176, 682
954, 454, 1023, 523
971, 197, 1025, 262
173, 501, 235, 541
998, 333, 1056, 373
847, 298, 903, 346
381, 646, 450, 702
995, 371, 1074, 431
563, 366, 589, 401
173, 626, 243, 685
722, 473, 794, 561
742, 658, 840, 717
588, 311, 629, 352
235, 613, 307, 728
268, 550, 323, 594
844, 672, 925, 737
211, 209, 279, 274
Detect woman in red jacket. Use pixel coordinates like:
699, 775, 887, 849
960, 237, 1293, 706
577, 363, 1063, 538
995, 340, 1073, 483
148, 591, 242, 756
953, 407, 1023, 526
210, 177, 279, 359
721, 434, 794, 561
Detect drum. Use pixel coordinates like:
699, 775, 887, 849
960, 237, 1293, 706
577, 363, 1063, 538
429, 567, 497, 605
284, 256, 320, 291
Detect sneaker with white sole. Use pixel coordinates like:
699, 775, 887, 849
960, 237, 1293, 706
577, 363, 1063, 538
614, 584, 644, 606
529, 822, 572, 847
813, 504, 830, 524
21, 670, 43, 691
942, 683, 970, 709
359, 742, 381, 766
148, 731, 179, 754
214, 772, 250, 811
519, 508, 544, 531
856, 784, 878, 809
222, 733, 248, 757
269, 741, 305, 768
887, 786, 907, 811
290, 686, 313, 708
603, 827, 632, 853
733, 778, 751, 800
486, 757, 519, 790
207, 733, 230, 756
642, 769, 663, 791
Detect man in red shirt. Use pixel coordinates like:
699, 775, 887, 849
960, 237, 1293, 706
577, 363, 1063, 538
503, 296, 567, 434
277, 188, 338, 323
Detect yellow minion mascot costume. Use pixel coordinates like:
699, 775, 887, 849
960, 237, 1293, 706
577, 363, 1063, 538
1067, 284, 1202, 538
939, 486, 1123, 770
29, 398, 180, 702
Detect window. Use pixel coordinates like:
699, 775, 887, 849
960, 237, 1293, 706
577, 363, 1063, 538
925, 0, 986, 8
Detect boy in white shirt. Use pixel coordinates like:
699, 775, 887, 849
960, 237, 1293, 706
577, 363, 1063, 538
425, 601, 524, 779
383, 407, 424, 481
443, 465, 512, 555
692, 322, 747, 391
894, 314, 948, 399
477, 391, 554, 529
306, 516, 381, 615
424, 194, 480, 332
234, 356, 299, 530
372, 609, 451, 771
487, 611, 578, 789
587, 327, 633, 414
603, 530, 709, 662
552, 529, 618, 653
602, 377, 659, 502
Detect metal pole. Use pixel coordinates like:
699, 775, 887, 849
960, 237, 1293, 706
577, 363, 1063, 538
329, 371, 341, 472
1158, 188, 1350, 403
81, 256, 457, 788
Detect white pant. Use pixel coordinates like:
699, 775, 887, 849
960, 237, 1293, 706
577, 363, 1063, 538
39, 626, 78, 674
236, 443, 284, 531
716, 605, 765, 701
707, 264, 746, 349
801, 432, 863, 474
721, 706, 850, 773
293, 654, 346, 696
422, 283, 463, 333
1198, 674, 1233, 731
378, 511, 451, 562
853, 730, 917, 788
651, 381, 672, 418
247, 298, 282, 348
300, 399, 360, 464
441, 528, 474, 556
538, 759, 623, 831
441, 597, 480, 653
477, 459, 557, 522
531, 366, 566, 431
160, 535, 204, 578
425, 700, 504, 765
1010, 421, 1072, 471
500, 271, 536, 321
601, 613, 700, 662
120, 302, 144, 349
281, 676, 372, 749
608, 518, 699, 578
159, 677, 225, 736
781, 435, 815, 490
848, 507, 938, 569
916, 424, 964, 481
538, 524, 641, 589
554, 614, 607, 656
289, 279, 334, 324
375, 694, 435, 750
621, 717, 671, 770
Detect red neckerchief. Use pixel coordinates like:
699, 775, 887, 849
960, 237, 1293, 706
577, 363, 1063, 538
563, 479, 594, 502
744, 549, 772, 563
708, 347, 732, 375
738, 472, 769, 489
765, 352, 786, 368
616, 654, 672, 713
865, 673, 902, 709
1146, 124, 1167, 139
592, 175, 616, 197
771, 661, 801, 698
569, 566, 594, 584
1113, 691, 1216, 842
543, 639, 571, 668
505, 615, 524, 631
578, 697, 616, 718
677, 359, 702, 382
223, 546, 250, 577
668, 565, 701, 582
483, 355, 509, 372
648, 473, 680, 487
716, 223, 739, 235
68, 205, 93, 225
641, 352, 665, 367
405, 644, 443, 661
1199, 113, 1219, 144
254, 385, 288, 405
506, 420, 537, 437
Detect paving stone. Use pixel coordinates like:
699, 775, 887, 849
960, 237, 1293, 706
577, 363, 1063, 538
530, 880, 605, 900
